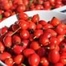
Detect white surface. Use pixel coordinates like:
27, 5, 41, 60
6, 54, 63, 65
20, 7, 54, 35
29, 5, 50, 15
52, 5, 66, 14
0, 11, 66, 28
0, 61, 7, 66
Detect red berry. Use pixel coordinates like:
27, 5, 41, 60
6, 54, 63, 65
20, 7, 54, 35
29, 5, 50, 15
5, 57, 13, 66
48, 50, 60, 63
18, 12, 28, 20
28, 53, 40, 66
32, 14, 39, 23
12, 35, 21, 44
0, 52, 11, 61
3, 36, 12, 48
14, 54, 24, 64
30, 41, 40, 50
55, 62, 64, 66
19, 20, 29, 29
13, 45, 24, 54
20, 30, 30, 39
0, 41, 5, 53
23, 48, 35, 57
40, 57, 49, 66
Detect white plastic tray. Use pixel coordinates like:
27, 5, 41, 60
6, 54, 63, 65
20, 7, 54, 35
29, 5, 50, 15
0, 10, 66, 28
53, 5, 66, 14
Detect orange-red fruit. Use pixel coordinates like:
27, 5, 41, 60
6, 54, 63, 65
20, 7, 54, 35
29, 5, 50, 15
40, 57, 49, 66
48, 50, 60, 63
0, 52, 11, 61
5, 57, 13, 66
28, 53, 40, 66
0, 41, 5, 53
32, 14, 39, 23
14, 54, 24, 64
51, 17, 60, 26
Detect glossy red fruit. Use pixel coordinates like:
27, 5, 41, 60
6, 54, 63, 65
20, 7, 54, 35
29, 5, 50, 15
43, 23, 53, 29
57, 23, 66, 29
42, 32, 51, 38
40, 57, 49, 66
55, 4, 63, 8
49, 44, 60, 51
55, 0, 62, 5
37, 47, 45, 57
49, 0, 55, 6
14, 54, 24, 64
13, 45, 24, 54
44, 1, 51, 10
55, 62, 64, 66
3, 3, 11, 10
55, 24, 65, 35
61, 52, 66, 56
4, 11, 10, 17
21, 39, 29, 49
0, 52, 11, 61
0, 26, 8, 36
5, 57, 13, 66
32, 14, 39, 23
57, 35, 64, 43
23, 0, 29, 6
49, 37, 59, 45
34, 29, 43, 38
36, 4, 44, 10
3, 36, 12, 48
0, 41, 5, 53
17, 5, 26, 12
18, 12, 28, 20
23, 48, 35, 57
11, 24, 19, 31
39, 35, 49, 46
50, 17, 60, 26
60, 55, 66, 65
28, 53, 40, 66
36, 24, 43, 29
19, 20, 29, 30
13, 0, 23, 5
39, 20, 47, 26
46, 28, 57, 37
48, 50, 60, 63
20, 30, 30, 39
28, 21, 36, 30
30, 41, 40, 50
12, 35, 21, 44
6, 31, 13, 36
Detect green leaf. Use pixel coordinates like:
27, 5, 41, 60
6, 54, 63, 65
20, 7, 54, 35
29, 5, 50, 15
29, 0, 33, 4
0, 15, 2, 20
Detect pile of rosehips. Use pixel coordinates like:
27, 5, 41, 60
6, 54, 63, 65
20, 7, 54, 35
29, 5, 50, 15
0, 0, 65, 21
0, 12, 66, 66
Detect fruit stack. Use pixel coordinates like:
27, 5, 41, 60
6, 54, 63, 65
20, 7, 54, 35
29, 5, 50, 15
0, 0, 65, 21
0, 0, 66, 66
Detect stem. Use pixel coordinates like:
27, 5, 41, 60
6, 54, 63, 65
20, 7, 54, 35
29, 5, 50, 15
10, 27, 21, 36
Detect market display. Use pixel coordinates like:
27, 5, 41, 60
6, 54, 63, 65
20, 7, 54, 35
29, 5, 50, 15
0, 12, 66, 66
